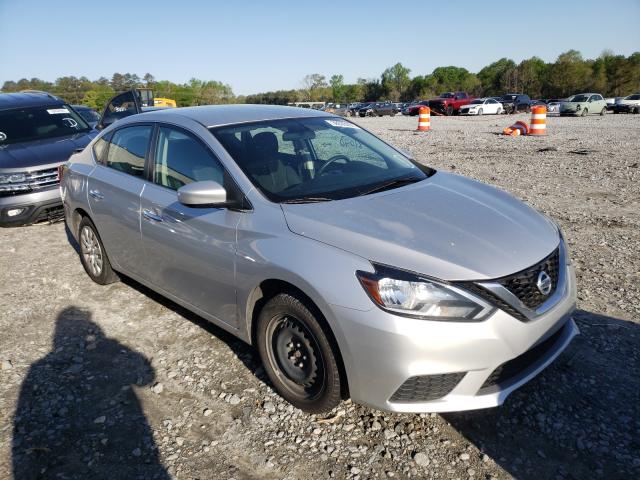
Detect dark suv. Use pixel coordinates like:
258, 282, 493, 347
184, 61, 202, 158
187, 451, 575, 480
499, 94, 531, 114
0, 92, 96, 226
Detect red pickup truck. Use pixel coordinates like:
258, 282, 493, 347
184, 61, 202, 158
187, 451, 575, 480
428, 92, 474, 116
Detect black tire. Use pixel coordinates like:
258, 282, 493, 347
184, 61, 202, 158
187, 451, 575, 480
581, 108, 588, 117
256, 292, 342, 413
633, 107, 640, 114
600, 107, 606, 116
78, 216, 119, 285
446, 105, 454, 116
478, 108, 483, 116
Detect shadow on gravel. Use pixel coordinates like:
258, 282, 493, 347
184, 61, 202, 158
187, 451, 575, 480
444, 310, 640, 480
12, 307, 170, 480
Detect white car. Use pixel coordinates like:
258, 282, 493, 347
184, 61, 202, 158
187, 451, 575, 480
459, 98, 503, 115
547, 101, 561, 114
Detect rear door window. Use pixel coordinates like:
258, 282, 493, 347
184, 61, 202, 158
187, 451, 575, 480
105, 125, 152, 177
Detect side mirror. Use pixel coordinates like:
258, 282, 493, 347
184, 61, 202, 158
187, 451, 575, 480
177, 180, 227, 207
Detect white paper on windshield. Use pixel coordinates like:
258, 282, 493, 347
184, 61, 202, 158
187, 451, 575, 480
47, 108, 70, 114
325, 119, 359, 129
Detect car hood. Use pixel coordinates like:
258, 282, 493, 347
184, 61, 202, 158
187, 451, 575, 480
281, 172, 559, 281
0, 132, 96, 171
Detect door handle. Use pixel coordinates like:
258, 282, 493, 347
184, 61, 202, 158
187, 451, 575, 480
143, 209, 163, 222
89, 189, 104, 200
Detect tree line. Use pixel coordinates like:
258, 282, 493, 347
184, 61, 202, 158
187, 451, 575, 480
2, 50, 638, 110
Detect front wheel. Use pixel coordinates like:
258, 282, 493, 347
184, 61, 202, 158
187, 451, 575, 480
478, 108, 483, 116
600, 107, 606, 116
78, 216, 119, 285
581, 108, 588, 117
256, 293, 343, 413
446, 105, 454, 116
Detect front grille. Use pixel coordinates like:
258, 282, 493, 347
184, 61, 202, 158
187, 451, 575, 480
496, 248, 560, 309
462, 283, 529, 322
0, 167, 59, 197
389, 372, 466, 403
481, 321, 567, 390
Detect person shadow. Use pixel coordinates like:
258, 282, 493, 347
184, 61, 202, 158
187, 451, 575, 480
12, 306, 170, 480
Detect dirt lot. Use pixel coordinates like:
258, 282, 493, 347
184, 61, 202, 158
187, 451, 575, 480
1, 113, 639, 480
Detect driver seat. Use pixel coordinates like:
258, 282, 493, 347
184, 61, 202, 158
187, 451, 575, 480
248, 132, 301, 194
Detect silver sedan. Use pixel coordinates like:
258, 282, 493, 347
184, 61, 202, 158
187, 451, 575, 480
61, 105, 578, 413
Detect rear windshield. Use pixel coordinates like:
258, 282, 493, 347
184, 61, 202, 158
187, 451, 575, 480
0, 105, 90, 145
439, 93, 454, 98
626, 94, 640, 100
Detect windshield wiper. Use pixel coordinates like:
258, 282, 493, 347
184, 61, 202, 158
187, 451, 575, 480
281, 197, 334, 204
357, 176, 422, 196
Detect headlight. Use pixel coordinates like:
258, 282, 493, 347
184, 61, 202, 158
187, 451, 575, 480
356, 265, 494, 321
0, 173, 26, 184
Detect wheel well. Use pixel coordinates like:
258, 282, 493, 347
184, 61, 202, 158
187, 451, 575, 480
71, 207, 91, 235
249, 279, 350, 398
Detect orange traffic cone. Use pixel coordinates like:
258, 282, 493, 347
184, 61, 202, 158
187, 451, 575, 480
503, 121, 529, 136
417, 107, 430, 131
529, 105, 547, 135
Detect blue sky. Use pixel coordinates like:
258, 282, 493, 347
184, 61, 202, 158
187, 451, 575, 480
1, 0, 638, 95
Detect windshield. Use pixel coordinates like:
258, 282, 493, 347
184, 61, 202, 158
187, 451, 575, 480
439, 93, 454, 98
501, 95, 517, 101
75, 108, 100, 123
470, 99, 484, 104
0, 104, 90, 145
626, 94, 640, 100
211, 117, 432, 202
570, 95, 589, 102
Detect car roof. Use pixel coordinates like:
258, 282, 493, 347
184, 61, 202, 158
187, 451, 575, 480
0, 91, 65, 110
139, 104, 333, 128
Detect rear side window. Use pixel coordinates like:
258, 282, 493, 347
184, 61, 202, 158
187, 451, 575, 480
105, 125, 152, 177
153, 126, 224, 190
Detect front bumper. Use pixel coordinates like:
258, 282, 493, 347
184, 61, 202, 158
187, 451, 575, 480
330, 262, 578, 413
0, 186, 62, 227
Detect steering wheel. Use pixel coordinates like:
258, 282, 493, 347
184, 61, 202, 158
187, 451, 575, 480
317, 155, 350, 176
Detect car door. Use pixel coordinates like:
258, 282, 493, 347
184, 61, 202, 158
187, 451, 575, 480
98, 90, 142, 130
486, 99, 498, 114
139, 124, 241, 327
87, 124, 153, 275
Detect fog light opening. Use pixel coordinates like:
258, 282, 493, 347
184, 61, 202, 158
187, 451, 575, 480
6, 208, 26, 217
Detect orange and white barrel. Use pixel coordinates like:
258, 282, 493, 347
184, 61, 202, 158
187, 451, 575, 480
529, 105, 547, 135
417, 107, 430, 131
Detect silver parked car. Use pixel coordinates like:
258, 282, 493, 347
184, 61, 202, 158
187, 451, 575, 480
61, 105, 578, 413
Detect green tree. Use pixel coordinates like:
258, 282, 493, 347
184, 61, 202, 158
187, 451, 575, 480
477, 58, 516, 96
330, 74, 345, 102
547, 50, 591, 97
381, 63, 411, 101
301, 74, 327, 100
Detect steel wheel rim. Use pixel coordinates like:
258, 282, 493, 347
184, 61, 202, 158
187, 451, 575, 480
80, 226, 103, 277
266, 314, 325, 398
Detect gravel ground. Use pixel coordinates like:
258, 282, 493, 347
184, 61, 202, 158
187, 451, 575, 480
1, 113, 639, 480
